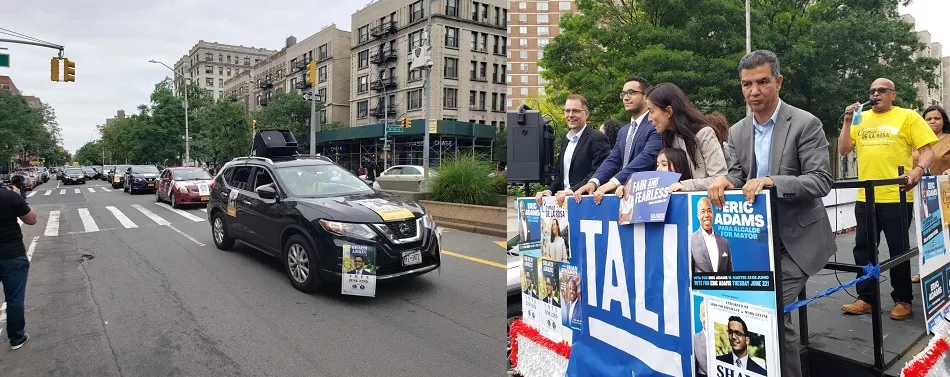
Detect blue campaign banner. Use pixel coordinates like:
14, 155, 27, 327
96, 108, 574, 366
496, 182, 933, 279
566, 194, 693, 377
918, 177, 945, 264
915, 176, 950, 332
516, 198, 543, 250
620, 171, 682, 225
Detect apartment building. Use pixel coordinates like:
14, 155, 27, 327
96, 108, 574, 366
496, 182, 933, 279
221, 26, 352, 125
506, 0, 575, 109
173, 41, 276, 101
349, 0, 508, 128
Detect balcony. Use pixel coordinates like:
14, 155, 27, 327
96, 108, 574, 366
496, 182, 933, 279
370, 77, 398, 92
370, 48, 398, 65
371, 104, 398, 118
259, 79, 273, 89
370, 21, 398, 38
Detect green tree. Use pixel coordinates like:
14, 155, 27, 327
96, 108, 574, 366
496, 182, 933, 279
196, 99, 253, 164
75, 141, 104, 165
540, 0, 939, 136
0, 91, 61, 167
254, 91, 323, 152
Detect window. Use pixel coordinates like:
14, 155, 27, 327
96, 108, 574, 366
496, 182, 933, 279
519, 38, 528, 47
471, 31, 478, 50
492, 64, 499, 82
470, 61, 477, 80
444, 57, 458, 78
227, 68, 232, 76
538, 26, 550, 36
492, 93, 498, 111
408, 62, 423, 81
520, 63, 528, 71
501, 93, 506, 109
519, 26, 527, 34
501, 37, 507, 54
317, 88, 327, 102
445, 0, 458, 16
244, 57, 250, 66
479, 62, 487, 79
227, 54, 232, 63
219, 91, 223, 98
506, 99, 513, 108
539, 87, 546, 95
445, 27, 459, 48
539, 38, 550, 47
358, 75, 369, 93
290, 77, 297, 89
479, 33, 487, 51
358, 50, 369, 69
538, 50, 544, 59
318, 66, 327, 82
559, 1, 571, 10
358, 25, 369, 43
205, 78, 213, 86
507, 87, 512, 95
493, 35, 500, 54
471, 1, 479, 21
444, 88, 458, 108
537, 14, 549, 23
537, 1, 548, 10
519, 14, 527, 22
219, 78, 224, 87
410, 0, 424, 22
521, 87, 529, 95
410, 29, 425, 51
501, 65, 506, 82
218, 54, 223, 62
205, 64, 213, 74
226, 166, 253, 191
518, 1, 526, 9
205, 53, 213, 62
479, 91, 486, 109
503, 9, 507, 26
469, 90, 477, 106
408, 89, 423, 109
357, 100, 368, 117
520, 50, 528, 59
318, 44, 329, 60
495, 6, 501, 25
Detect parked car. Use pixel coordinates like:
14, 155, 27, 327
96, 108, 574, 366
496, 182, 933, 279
375, 165, 436, 191
155, 167, 213, 208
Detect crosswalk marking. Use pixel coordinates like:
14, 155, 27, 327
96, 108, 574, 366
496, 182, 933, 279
44, 190, 52, 196
74, 189, 80, 194
27, 191, 37, 197
60, 189, 65, 195
131, 204, 170, 226
44, 211, 60, 237
106, 206, 138, 228
87, 187, 95, 193
77, 208, 99, 233
101, 187, 111, 192
155, 203, 204, 222
200, 208, 207, 213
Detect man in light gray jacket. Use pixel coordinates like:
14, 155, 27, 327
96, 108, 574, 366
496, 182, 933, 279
707, 50, 835, 377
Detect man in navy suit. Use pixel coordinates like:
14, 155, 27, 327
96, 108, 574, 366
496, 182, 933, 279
716, 316, 768, 376
573, 76, 662, 203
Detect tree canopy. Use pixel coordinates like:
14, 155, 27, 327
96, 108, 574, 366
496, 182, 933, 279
0, 90, 67, 167
539, 0, 939, 136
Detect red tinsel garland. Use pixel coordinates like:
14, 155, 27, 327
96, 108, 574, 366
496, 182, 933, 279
509, 318, 572, 368
901, 337, 950, 377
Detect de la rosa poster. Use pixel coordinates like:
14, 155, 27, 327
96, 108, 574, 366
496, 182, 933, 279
689, 192, 780, 377
914, 176, 950, 332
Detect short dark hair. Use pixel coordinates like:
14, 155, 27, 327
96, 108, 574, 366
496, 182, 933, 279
625, 76, 651, 91
354, 256, 365, 262
565, 94, 589, 110
658, 148, 693, 180
739, 50, 780, 77
923, 105, 950, 134
601, 119, 624, 149
728, 315, 749, 335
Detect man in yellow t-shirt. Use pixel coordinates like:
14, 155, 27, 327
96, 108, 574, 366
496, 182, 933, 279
837, 78, 937, 321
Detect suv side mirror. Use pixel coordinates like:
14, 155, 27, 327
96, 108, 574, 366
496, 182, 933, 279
257, 186, 277, 200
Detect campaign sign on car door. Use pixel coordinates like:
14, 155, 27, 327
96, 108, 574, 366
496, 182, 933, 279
341, 244, 376, 297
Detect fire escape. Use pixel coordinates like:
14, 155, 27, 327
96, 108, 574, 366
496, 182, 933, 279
369, 20, 399, 119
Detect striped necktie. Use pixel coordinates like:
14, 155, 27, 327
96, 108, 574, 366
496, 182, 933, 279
622, 120, 639, 167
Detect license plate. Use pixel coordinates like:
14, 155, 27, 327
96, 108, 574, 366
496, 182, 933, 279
401, 250, 422, 266
200, 196, 210, 201
147, 183, 154, 187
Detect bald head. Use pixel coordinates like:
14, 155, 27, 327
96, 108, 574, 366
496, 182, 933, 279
872, 78, 895, 90
869, 78, 897, 112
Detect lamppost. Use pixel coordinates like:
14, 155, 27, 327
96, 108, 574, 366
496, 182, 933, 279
149, 59, 190, 166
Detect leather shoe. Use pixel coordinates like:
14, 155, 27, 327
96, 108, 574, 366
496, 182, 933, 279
890, 302, 912, 320
841, 299, 872, 314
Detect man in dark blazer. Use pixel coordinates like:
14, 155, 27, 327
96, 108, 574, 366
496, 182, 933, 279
690, 197, 734, 273
707, 50, 835, 377
573, 76, 662, 204
716, 316, 768, 376
535, 94, 609, 205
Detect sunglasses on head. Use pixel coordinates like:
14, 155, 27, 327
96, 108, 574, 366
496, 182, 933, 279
869, 87, 893, 96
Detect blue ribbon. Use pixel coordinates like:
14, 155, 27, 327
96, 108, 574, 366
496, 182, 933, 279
783, 264, 881, 313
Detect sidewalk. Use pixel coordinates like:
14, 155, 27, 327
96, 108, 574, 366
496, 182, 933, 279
507, 196, 517, 241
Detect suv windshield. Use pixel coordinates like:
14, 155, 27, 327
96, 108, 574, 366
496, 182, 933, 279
175, 169, 211, 180
275, 165, 373, 197
131, 166, 159, 174
65, 168, 83, 175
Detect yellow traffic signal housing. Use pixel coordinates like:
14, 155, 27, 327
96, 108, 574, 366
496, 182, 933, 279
306, 61, 317, 85
63, 58, 76, 82
50, 58, 60, 82
402, 117, 411, 128
252, 119, 258, 133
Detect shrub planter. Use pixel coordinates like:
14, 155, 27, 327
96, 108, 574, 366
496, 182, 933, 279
419, 200, 506, 237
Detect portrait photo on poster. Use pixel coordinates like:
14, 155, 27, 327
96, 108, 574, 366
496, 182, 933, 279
517, 198, 543, 249
539, 197, 571, 262
708, 298, 771, 377
559, 263, 583, 331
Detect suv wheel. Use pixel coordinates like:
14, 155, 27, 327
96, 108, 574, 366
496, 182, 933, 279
284, 234, 322, 293
211, 213, 235, 250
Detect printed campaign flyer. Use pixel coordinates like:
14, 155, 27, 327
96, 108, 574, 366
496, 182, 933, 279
521, 252, 543, 330
517, 198, 543, 250
619, 171, 681, 225
341, 244, 377, 297
539, 196, 571, 262
538, 259, 564, 340
560, 263, 583, 332
688, 192, 781, 377
914, 175, 950, 333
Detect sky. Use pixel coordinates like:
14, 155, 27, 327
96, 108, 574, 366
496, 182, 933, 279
2, 0, 949, 156
1, 0, 374, 156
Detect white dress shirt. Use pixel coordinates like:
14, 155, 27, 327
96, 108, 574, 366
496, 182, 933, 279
702, 230, 720, 272
562, 125, 588, 191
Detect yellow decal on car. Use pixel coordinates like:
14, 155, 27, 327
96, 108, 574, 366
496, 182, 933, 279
353, 199, 414, 221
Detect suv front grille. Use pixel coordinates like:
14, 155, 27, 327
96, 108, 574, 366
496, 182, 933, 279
372, 217, 423, 244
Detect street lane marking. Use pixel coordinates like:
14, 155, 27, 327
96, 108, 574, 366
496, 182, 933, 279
106, 206, 138, 228
44, 190, 52, 196
167, 224, 205, 247
101, 187, 111, 192
441, 250, 505, 269
27, 236, 38, 260
77, 208, 100, 233
74, 188, 80, 194
494, 241, 507, 249
27, 191, 37, 197
59, 189, 65, 195
131, 204, 170, 225
45, 210, 60, 236
87, 187, 95, 192
200, 208, 207, 213
155, 203, 204, 222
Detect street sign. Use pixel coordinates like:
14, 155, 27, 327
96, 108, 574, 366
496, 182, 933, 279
0, 53, 9, 68
429, 119, 437, 134
386, 126, 404, 133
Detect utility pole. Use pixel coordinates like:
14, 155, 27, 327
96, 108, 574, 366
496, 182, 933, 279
310, 86, 317, 155
423, 0, 435, 190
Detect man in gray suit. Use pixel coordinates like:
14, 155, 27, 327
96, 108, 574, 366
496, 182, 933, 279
693, 301, 709, 377
707, 50, 836, 377
691, 197, 734, 273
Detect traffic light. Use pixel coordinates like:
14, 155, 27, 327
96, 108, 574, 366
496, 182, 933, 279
252, 119, 258, 133
306, 61, 316, 85
63, 58, 76, 82
50, 58, 60, 82
401, 117, 411, 128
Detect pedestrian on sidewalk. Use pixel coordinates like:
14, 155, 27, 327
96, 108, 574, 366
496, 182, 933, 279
0, 183, 38, 350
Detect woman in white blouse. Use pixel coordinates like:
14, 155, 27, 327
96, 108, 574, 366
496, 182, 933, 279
547, 218, 568, 262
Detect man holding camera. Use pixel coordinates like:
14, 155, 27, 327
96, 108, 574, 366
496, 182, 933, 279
0, 182, 38, 350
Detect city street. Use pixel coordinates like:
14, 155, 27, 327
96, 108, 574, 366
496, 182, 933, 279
0, 179, 505, 376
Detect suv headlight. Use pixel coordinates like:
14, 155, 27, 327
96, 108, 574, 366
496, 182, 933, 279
318, 220, 377, 239
422, 212, 436, 229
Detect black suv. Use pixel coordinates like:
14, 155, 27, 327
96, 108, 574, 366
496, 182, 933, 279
207, 153, 442, 293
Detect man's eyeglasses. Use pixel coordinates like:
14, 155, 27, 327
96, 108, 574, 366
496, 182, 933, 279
563, 108, 587, 115
620, 89, 644, 99
869, 87, 893, 96
727, 329, 746, 337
